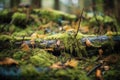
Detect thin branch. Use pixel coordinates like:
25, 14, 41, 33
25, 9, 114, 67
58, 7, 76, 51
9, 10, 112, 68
74, 8, 84, 38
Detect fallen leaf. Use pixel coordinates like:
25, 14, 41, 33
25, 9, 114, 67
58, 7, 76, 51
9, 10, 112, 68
85, 38, 93, 47
98, 49, 103, 57
63, 25, 72, 31
95, 69, 103, 80
21, 42, 30, 52
65, 59, 78, 68
80, 26, 89, 33
85, 65, 93, 72
38, 34, 46, 39
0, 57, 18, 66
43, 48, 54, 51
106, 30, 113, 36
31, 32, 38, 40
31, 32, 46, 40
50, 62, 64, 69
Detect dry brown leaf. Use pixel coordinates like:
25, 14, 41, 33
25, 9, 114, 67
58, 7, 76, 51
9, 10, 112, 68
98, 49, 103, 57
80, 26, 89, 33
66, 28, 76, 32
30, 39, 35, 45
104, 55, 120, 64
63, 25, 72, 31
85, 65, 93, 72
0, 57, 18, 65
38, 21, 53, 30
50, 62, 64, 69
106, 31, 113, 36
85, 38, 93, 47
38, 34, 46, 39
31, 32, 39, 39
21, 42, 30, 52
95, 69, 103, 80
31, 32, 46, 40
71, 20, 79, 30
43, 48, 54, 51
65, 59, 78, 68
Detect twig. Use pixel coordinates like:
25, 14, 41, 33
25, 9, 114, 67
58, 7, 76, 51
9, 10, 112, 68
87, 63, 102, 76
9, 18, 15, 25
74, 8, 84, 38
72, 8, 84, 57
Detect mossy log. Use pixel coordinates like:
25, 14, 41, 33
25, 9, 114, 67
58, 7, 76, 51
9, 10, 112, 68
14, 35, 120, 56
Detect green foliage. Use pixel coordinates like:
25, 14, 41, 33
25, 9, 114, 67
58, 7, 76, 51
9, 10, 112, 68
89, 15, 114, 26
51, 68, 90, 80
0, 8, 119, 80
0, 24, 17, 33
0, 10, 9, 16
0, 35, 12, 41
30, 49, 56, 67
106, 32, 120, 36
13, 50, 27, 60
20, 64, 90, 80
104, 68, 120, 80
104, 16, 113, 23
0, 35, 14, 50
33, 9, 76, 23
12, 31, 28, 37
12, 12, 27, 27
44, 31, 91, 40
0, 10, 12, 23
21, 64, 39, 78
61, 32, 87, 57
89, 15, 103, 26
12, 12, 27, 21
45, 32, 95, 57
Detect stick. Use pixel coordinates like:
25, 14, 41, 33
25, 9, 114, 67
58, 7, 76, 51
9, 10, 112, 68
87, 63, 102, 76
74, 8, 84, 38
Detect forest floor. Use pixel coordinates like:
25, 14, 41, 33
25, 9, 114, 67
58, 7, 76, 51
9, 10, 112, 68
0, 8, 120, 80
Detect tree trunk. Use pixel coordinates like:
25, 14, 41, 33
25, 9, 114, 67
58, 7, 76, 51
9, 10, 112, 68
114, 0, 120, 22
10, 0, 20, 8
103, 0, 114, 16
91, 0, 96, 11
31, 0, 42, 8
103, 0, 120, 22
54, 0, 59, 10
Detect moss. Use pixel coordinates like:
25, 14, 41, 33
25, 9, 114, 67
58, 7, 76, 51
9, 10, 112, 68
0, 10, 13, 23
44, 32, 89, 57
0, 35, 12, 41
0, 24, 17, 33
60, 32, 87, 57
21, 64, 39, 78
104, 69, 120, 80
12, 12, 27, 28
30, 49, 56, 67
0, 35, 14, 50
13, 50, 27, 60
53, 68, 91, 80
33, 9, 76, 23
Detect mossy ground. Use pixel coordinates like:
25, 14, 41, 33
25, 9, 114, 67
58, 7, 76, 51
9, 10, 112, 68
0, 8, 120, 80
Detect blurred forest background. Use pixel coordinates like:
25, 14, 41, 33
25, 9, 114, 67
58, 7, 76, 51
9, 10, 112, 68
0, 0, 120, 22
